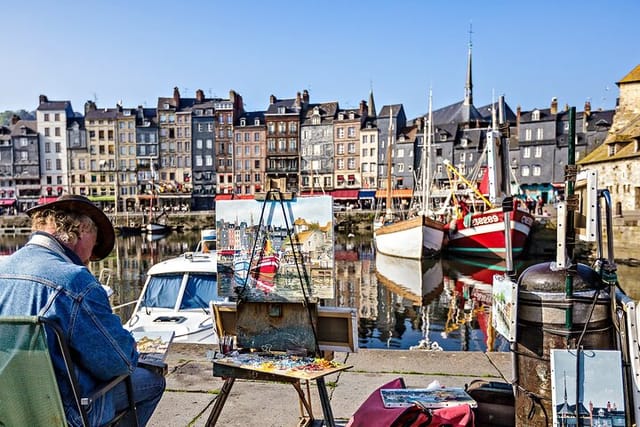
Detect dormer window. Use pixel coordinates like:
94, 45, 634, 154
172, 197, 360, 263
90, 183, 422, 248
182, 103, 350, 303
278, 106, 286, 114
240, 118, 246, 127
349, 112, 355, 120
461, 138, 468, 147
338, 113, 344, 120
163, 103, 170, 109
608, 144, 616, 156
532, 110, 540, 121
123, 109, 131, 116
254, 118, 260, 126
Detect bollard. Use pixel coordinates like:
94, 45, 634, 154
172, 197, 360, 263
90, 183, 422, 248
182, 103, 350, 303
514, 262, 613, 426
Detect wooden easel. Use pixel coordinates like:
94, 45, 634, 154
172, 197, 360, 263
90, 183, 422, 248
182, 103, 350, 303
206, 190, 346, 426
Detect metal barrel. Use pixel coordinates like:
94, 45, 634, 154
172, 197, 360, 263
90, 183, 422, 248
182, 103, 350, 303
514, 261, 613, 426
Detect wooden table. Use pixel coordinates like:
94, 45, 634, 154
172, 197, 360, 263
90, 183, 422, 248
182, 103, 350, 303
205, 355, 351, 427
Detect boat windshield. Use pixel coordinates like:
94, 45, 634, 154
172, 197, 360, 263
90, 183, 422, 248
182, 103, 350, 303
142, 274, 183, 308
180, 273, 218, 309
142, 273, 218, 310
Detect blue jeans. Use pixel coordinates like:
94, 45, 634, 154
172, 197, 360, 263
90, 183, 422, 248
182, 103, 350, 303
112, 366, 166, 426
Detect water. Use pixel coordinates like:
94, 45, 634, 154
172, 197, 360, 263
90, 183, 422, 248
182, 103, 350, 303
3, 231, 639, 351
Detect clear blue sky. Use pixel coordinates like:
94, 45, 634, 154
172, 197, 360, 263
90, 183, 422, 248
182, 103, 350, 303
2, 0, 638, 119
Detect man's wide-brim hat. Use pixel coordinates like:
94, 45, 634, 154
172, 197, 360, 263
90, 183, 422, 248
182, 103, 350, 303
26, 195, 115, 261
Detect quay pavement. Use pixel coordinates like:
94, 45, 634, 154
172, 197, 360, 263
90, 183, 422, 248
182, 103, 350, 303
148, 345, 512, 427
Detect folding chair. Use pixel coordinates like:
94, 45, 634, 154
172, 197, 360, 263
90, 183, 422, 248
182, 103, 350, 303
0, 316, 138, 427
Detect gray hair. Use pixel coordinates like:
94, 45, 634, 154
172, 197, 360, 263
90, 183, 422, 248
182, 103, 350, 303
30, 209, 97, 247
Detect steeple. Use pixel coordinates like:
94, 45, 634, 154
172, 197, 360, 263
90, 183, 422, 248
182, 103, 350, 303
464, 24, 473, 106
368, 85, 377, 118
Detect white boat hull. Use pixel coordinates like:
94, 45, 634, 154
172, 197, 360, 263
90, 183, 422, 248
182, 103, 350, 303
374, 215, 445, 259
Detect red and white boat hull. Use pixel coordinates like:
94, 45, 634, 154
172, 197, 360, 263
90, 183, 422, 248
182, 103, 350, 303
445, 209, 535, 259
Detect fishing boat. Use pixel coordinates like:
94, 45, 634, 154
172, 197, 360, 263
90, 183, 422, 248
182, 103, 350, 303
374, 95, 445, 260
444, 96, 535, 259
123, 248, 227, 345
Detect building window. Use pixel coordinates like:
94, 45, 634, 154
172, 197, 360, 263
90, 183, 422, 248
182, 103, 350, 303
337, 144, 344, 155
348, 127, 355, 137
523, 147, 531, 158
534, 146, 542, 158
536, 128, 544, 140
522, 165, 530, 176
533, 165, 541, 176
532, 110, 540, 121
525, 129, 532, 141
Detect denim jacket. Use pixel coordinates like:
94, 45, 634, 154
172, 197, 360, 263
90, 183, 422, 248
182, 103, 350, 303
0, 232, 138, 426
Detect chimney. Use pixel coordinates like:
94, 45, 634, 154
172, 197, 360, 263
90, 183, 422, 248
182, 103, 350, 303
295, 91, 302, 107
39, 95, 48, 105
173, 86, 180, 106
84, 100, 96, 115
270, 94, 276, 105
196, 89, 204, 102
359, 100, 367, 116
550, 97, 558, 115
584, 100, 591, 116
302, 90, 309, 104
11, 114, 20, 125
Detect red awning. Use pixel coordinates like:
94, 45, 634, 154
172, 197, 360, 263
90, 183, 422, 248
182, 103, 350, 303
0, 199, 16, 206
215, 194, 234, 200
38, 196, 59, 205
331, 189, 359, 200
235, 194, 254, 200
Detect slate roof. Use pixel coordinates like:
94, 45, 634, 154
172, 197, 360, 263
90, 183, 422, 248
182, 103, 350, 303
237, 111, 265, 126
379, 104, 403, 119
37, 100, 71, 111
85, 108, 117, 120
10, 120, 37, 135
265, 98, 302, 115
430, 100, 484, 125
301, 102, 339, 124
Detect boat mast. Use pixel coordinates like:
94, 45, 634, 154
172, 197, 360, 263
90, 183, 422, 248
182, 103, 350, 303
385, 107, 393, 216
421, 89, 434, 216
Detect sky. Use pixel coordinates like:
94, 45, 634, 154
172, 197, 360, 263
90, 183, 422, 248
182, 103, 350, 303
2, 0, 639, 120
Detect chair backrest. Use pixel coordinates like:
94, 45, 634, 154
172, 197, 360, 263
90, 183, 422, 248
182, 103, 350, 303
0, 316, 67, 426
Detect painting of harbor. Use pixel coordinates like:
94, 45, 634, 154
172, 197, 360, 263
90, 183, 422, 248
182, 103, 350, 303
215, 195, 334, 301
551, 349, 626, 426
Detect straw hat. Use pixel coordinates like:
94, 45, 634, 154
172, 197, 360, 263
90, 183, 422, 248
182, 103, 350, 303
27, 195, 115, 261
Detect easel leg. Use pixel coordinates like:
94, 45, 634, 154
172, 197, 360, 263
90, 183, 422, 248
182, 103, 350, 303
205, 377, 235, 427
316, 377, 335, 427
292, 380, 315, 419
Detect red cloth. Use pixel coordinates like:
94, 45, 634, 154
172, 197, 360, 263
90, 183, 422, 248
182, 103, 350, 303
347, 377, 474, 427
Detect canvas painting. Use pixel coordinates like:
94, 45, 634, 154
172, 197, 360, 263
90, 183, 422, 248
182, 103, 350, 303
491, 274, 517, 342
216, 195, 334, 301
551, 349, 626, 427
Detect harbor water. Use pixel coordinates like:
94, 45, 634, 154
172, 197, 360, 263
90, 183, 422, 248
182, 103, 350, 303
2, 230, 638, 351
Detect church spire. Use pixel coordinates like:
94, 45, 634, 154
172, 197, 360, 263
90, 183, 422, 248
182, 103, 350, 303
464, 23, 473, 106
368, 83, 377, 118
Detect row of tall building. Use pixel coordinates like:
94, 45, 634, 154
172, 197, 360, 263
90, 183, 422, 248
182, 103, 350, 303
2, 51, 633, 214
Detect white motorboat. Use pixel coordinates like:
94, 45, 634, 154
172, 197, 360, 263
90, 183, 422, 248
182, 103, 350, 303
124, 249, 226, 344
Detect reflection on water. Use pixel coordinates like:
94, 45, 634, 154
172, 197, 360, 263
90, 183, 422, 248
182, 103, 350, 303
3, 230, 639, 351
